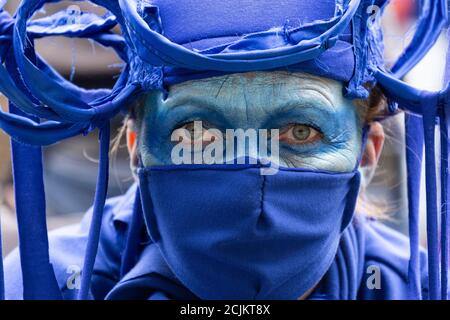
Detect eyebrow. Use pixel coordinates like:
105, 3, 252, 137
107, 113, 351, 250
163, 95, 224, 114
163, 81, 338, 118
288, 86, 336, 111
269, 101, 335, 124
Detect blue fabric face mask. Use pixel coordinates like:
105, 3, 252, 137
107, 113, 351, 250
137, 161, 361, 300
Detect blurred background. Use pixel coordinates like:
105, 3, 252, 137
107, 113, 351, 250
0, 0, 448, 255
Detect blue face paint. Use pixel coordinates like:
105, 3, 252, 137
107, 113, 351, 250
136, 72, 365, 172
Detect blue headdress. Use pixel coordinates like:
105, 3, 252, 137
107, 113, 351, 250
0, 0, 448, 299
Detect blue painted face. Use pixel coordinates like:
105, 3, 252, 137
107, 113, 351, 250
135, 71, 366, 172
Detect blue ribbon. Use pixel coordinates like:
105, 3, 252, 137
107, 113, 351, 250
78, 122, 110, 300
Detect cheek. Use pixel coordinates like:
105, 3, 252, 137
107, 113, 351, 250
282, 145, 360, 172
138, 129, 176, 166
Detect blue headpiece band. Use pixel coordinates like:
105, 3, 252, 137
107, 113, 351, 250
128, 0, 355, 87
0, 0, 448, 300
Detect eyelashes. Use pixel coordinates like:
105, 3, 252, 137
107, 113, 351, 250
278, 123, 323, 146
172, 121, 219, 147
171, 121, 325, 148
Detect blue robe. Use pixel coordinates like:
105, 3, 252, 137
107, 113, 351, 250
3, 184, 430, 300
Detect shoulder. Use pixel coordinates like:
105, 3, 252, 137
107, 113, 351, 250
357, 218, 428, 300
3, 184, 137, 300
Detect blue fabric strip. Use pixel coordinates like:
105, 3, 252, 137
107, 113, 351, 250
440, 96, 449, 300
405, 113, 424, 299
163, 39, 356, 86
0, 4, 139, 146
374, 69, 424, 115
442, 30, 450, 300
78, 123, 110, 300
3, 0, 135, 132
7, 45, 62, 299
422, 93, 441, 300
374, 64, 450, 300
9, 105, 62, 299
0, 208, 4, 300
344, 0, 373, 99
120, 188, 144, 278
391, 0, 448, 78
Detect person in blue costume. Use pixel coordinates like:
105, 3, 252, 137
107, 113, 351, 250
0, 0, 448, 300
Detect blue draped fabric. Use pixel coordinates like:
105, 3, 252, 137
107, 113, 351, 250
1, 185, 433, 300
0, 0, 449, 300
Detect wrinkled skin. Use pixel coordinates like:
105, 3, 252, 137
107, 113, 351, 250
135, 71, 367, 173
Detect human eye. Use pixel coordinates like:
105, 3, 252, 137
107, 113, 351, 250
278, 123, 323, 146
171, 120, 220, 147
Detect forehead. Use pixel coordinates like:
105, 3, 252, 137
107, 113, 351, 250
165, 72, 348, 110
